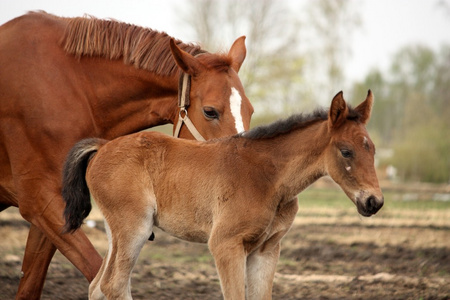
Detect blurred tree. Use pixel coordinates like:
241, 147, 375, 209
392, 99, 450, 183
354, 45, 450, 183
179, 0, 306, 119
352, 70, 397, 144
177, 0, 361, 121
304, 0, 361, 104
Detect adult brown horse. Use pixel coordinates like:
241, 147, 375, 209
0, 11, 253, 299
63, 91, 383, 299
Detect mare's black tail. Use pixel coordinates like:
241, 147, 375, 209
62, 138, 106, 233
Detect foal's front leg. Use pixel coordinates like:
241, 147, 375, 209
246, 197, 299, 300
208, 233, 247, 300
246, 240, 281, 300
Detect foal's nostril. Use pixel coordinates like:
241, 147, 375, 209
366, 195, 383, 214
367, 196, 375, 211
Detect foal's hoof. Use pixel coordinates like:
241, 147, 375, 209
148, 232, 155, 241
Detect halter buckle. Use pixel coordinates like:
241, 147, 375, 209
174, 71, 206, 141
179, 108, 188, 120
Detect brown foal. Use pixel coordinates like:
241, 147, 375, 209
63, 91, 383, 299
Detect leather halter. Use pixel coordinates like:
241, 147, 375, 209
173, 72, 206, 141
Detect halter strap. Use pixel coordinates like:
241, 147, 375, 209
178, 72, 191, 108
173, 71, 206, 141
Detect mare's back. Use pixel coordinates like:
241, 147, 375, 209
0, 13, 69, 108
0, 13, 93, 143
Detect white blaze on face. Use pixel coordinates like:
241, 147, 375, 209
229, 87, 245, 133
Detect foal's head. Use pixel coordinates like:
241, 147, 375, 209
170, 37, 254, 140
325, 91, 383, 216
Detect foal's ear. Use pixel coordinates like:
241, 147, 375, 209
169, 38, 205, 76
228, 36, 247, 73
329, 91, 349, 129
354, 90, 374, 125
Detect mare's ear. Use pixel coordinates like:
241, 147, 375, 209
354, 90, 374, 125
328, 91, 348, 129
169, 39, 205, 76
228, 36, 246, 73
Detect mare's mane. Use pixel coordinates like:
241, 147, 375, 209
58, 12, 231, 76
243, 105, 361, 140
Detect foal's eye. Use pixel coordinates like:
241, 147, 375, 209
340, 149, 353, 158
203, 107, 220, 120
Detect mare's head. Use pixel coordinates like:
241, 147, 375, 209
62, 14, 253, 140
170, 37, 253, 140
324, 91, 383, 217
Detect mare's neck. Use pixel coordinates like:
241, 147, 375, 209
245, 120, 330, 200
83, 58, 179, 139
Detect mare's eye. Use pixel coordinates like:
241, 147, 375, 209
203, 107, 220, 120
340, 149, 353, 158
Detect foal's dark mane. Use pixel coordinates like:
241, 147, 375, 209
243, 105, 361, 140
55, 12, 232, 76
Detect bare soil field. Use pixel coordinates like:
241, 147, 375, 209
1, 183, 449, 299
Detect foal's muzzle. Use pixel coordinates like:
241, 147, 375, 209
356, 195, 384, 217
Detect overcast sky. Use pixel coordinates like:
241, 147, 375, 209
1, 0, 449, 83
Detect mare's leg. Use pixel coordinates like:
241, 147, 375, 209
15, 224, 56, 300
4, 119, 102, 298
209, 233, 247, 299
246, 198, 299, 300
17, 186, 103, 286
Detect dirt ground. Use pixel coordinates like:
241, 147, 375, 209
1, 194, 449, 300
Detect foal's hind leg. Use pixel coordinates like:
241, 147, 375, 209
90, 200, 155, 300
89, 221, 111, 300
93, 217, 153, 299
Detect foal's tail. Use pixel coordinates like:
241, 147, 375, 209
62, 138, 107, 233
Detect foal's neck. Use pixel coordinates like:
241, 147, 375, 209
250, 120, 330, 199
